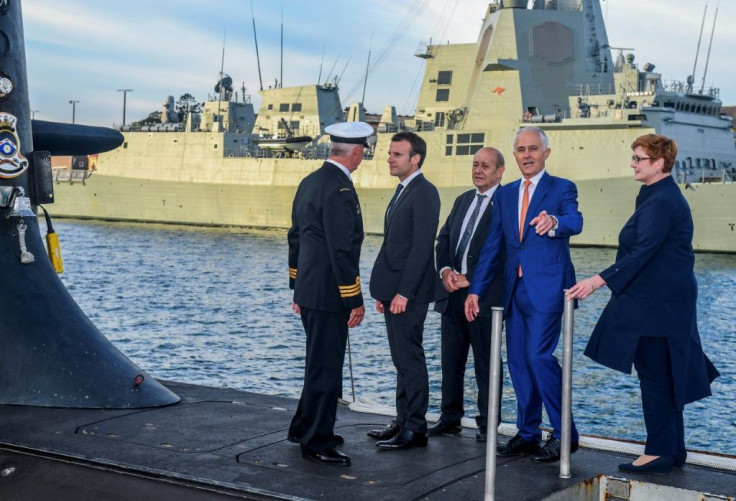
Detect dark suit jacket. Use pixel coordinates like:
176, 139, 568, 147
584, 175, 718, 407
470, 172, 582, 314
288, 162, 364, 312
370, 172, 444, 303
435, 188, 503, 316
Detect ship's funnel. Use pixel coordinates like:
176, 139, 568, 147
0, 1, 179, 407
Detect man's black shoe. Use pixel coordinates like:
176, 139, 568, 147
497, 433, 540, 456
530, 437, 579, 463
376, 428, 428, 450
428, 420, 462, 436
476, 425, 487, 443
288, 434, 344, 445
301, 447, 351, 466
367, 420, 400, 440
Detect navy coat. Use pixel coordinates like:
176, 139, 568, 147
288, 162, 364, 312
584, 176, 719, 408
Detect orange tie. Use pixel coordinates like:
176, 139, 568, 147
518, 179, 531, 276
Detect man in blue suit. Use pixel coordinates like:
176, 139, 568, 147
465, 127, 582, 462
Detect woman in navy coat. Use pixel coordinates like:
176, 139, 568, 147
567, 134, 719, 475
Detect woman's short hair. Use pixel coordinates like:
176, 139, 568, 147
632, 134, 678, 173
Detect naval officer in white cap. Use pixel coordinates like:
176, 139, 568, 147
287, 121, 373, 466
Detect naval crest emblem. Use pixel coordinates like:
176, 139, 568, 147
0, 113, 28, 178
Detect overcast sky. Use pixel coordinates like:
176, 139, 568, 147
22, 0, 736, 127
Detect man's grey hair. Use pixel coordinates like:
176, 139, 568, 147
329, 141, 360, 157
512, 126, 549, 151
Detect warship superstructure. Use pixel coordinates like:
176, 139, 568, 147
49, 0, 736, 252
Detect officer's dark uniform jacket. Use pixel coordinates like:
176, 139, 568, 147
288, 161, 364, 311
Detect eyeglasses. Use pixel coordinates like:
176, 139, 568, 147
631, 155, 652, 165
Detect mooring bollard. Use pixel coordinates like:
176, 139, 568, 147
484, 306, 504, 501
560, 291, 575, 479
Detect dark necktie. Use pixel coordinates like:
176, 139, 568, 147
454, 193, 486, 271
386, 184, 403, 218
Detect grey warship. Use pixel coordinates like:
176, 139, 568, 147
49, 0, 736, 253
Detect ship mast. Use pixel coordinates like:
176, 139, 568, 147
688, 1, 707, 94
280, 4, 283, 88
217, 29, 225, 131
361, 34, 373, 105
317, 44, 325, 84
250, 0, 264, 91
699, 0, 719, 94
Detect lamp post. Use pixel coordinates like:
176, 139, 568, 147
69, 100, 79, 124
31, 109, 38, 119
117, 88, 133, 128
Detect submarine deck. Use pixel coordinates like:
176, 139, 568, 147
0, 381, 733, 500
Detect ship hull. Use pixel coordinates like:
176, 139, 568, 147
51, 166, 736, 253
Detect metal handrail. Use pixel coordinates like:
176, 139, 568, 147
485, 294, 576, 498
559, 292, 575, 478
484, 306, 504, 501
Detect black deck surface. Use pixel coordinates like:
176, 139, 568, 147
0, 381, 733, 500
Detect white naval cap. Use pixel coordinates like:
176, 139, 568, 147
325, 121, 374, 146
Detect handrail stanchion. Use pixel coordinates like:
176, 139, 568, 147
484, 306, 504, 501
559, 291, 575, 479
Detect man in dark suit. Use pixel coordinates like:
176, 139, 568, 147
430, 146, 505, 443
466, 127, 583, 463
287, 121, 373, 467
368, 131, 444, 450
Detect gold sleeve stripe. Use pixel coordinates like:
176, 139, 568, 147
289, 267, 297, 279
338, 276, 361, 297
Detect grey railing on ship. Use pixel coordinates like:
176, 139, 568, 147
559, 292, 575, 479
484, 307, 504, 500
484, 294, 575, 500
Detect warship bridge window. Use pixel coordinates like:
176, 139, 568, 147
437, 71, 453, 85
447, 133, 485, 156
292, 103, 302, 112
436, 89, 450, 102
279, 103, 289, 112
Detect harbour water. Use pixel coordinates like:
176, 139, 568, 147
51, 220, 735, 455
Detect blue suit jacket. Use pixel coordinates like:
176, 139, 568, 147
470, 172, 582, 314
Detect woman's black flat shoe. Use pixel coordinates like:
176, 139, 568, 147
618, 455, 674, 475
673, 450, 687, 468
